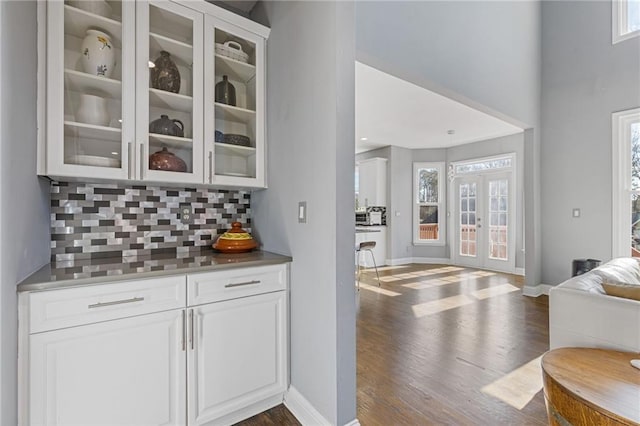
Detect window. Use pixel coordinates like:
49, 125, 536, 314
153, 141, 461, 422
414, 162, 444, 244
613, 0, 640, 44
612, 107, 640, 257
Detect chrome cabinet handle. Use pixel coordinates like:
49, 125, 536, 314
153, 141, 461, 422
189, 309, 195, 350
181, 310, 186, 351
225, 280, 261, 288
208, 151, 213, 183
128, 142, 134, 179
88, 297, 144, 309
139, 144, 145, 180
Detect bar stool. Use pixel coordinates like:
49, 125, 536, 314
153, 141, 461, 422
356, 241, 381, 289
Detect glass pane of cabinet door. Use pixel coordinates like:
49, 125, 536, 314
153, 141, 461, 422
136, 0, 203, 184
47, 0, 135, 179
204, 16, 265, 187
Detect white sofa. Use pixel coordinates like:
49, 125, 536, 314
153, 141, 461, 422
549, 257, 640, 352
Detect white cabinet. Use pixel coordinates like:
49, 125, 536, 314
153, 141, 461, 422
357, 157, 387, 208
188, 292, 287, 425
39, 0, 269, 188
29, 309, 186, 426
356, 227, 387, 267
19, 264, 289, 426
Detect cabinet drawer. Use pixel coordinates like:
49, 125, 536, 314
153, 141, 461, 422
29, 275, 186, 334
187, 264, 287, 306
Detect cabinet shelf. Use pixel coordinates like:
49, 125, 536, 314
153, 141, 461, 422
149, 133, 193, 149
65, 69, 122, 99
64, 5, 123, 48
215, 142, 256, 157
214, 103, 255, 124
215, 55, 256, 83
64, 121, 121, 142
149, 88, 192, 113
149, 32, 193, 67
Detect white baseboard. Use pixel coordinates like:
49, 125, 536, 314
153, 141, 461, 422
343, 420, 361, 426
411, 257, 451, 265
522, 284, 552, 297
515, 267, 525, 276
386, 257, 451, 265
284, 386, 331, 426
385, 257, 413, 265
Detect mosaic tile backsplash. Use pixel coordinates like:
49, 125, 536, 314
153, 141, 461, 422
50, 182, 251, 262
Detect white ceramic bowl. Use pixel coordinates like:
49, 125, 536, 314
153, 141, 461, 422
68, 0, 112, 18
66, 155, 120, 168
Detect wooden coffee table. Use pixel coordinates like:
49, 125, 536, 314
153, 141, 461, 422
541, 348, 640, 425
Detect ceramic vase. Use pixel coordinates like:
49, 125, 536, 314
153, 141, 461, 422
151, 51, 181, 93
81, 29, 115, 78
215, 75, 236, 106
76, 94, 110, 126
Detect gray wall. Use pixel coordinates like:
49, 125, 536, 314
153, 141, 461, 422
0, 1, 50, 423
356, 0, 542, 287
541, 0, 640, 285
251, 1, 357, 424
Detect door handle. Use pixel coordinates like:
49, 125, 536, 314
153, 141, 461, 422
208, 150, 213, 183
189, 309, 195, 350
127, 142, 134, 179
139, 144, 145, 180
181, 310, 186, 351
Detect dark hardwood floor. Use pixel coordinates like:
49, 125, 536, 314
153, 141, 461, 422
236, 264, 550, 425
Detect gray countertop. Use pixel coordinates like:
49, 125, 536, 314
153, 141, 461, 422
356, 226, 385, 233
18, 249, 292, 292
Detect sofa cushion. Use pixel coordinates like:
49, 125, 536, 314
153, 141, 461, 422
602, 280, 640, 301
557, 271, 606, 294
592, 257, 640, 285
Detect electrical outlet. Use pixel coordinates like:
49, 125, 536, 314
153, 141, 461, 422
180, 203, 192, 223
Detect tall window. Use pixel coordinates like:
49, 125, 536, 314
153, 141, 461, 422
414, 162, 444, 245
612, 108, 640, 257
613, 0, 640, 43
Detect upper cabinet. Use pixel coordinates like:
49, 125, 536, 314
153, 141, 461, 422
39, 0, 269, 189
357, 157, 387, 208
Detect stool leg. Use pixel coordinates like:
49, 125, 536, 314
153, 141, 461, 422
366, 249, 381, 287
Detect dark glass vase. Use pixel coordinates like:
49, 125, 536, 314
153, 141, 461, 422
151, 51, 181, 93
215, 75, 236, 106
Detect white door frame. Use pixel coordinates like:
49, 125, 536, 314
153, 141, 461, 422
449, 154, 517, 274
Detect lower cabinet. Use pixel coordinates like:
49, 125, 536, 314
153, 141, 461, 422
20, 264, 289, 426
188, 291, 287, 425
29, 309, 186, 426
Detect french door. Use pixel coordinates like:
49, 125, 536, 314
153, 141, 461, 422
454, 172, 515, 273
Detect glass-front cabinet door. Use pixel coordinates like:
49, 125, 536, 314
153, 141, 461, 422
136, 0, 204, 184
47, 0, 135, 179
204, 16, 265, 187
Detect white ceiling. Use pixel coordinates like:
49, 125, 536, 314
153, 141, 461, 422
355, 62, 523, 153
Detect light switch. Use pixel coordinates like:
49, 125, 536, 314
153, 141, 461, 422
572, 208, 581, 218
298, 201, 307, 223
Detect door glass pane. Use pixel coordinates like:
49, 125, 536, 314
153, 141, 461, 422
459, 182, 477, 257
63, 0, 124, 168
148, 4, 194, 174
489, 179, 508, 260
632, 122, 640, 190
213, 28, 258, 178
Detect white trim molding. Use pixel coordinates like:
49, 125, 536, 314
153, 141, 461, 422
612, 107, 640, 258
386, 257, 452, 266
522, 284, 552, 298
284, 386, 331, 426
515, 267, 525, 276
343, 420, 361, 426
613, 0, 640, 44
